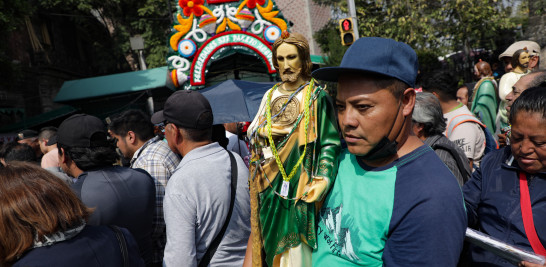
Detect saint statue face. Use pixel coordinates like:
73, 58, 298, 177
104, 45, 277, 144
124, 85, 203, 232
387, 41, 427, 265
519, 51, 530, 68
276, 43, 302, 83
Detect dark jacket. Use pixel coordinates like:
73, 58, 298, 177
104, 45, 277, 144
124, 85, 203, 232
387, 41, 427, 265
72, 166, 155, 266
14, 225, 145, 267
425, 134, 471, 186
463, 146, 546, 266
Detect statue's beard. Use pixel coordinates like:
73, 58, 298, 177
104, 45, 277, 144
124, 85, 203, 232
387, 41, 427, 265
281, 68, 302, 83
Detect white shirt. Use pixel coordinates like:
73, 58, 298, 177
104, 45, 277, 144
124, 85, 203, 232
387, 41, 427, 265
225, 131, 249, 159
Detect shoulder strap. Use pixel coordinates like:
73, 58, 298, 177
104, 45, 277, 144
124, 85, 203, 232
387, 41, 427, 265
432, 143, 470, 183
108, 225, 129, 267
198, 150, 238, 267
446, 114, 485, 138
72, 174, 87, 199
519, 172, 546, 256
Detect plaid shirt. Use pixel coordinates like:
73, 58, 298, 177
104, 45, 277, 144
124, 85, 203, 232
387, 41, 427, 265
131, 136, 181, 263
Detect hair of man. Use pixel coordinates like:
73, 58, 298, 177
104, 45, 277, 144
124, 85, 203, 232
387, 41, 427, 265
173, 111, 213, 143
38, 127, 57, 141
412, 92, 447, 136
272, 32, 313, 81
4, 143, 37, 163
421, 70, 459, 102
510, 87, 546, 124
525, 71, 546, 89
108, 109, 155, 141
57, 132, 118, 172
0, 161, 93, 266
511, 49, 528, 69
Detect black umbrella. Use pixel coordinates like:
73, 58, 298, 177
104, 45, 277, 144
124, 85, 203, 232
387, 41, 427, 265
200, 79, 275, 124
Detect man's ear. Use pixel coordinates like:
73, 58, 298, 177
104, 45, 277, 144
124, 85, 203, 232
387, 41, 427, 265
171, 124, 182, 145
127, 131, 137, 145
59, 148, 68, 164
402, 88, 416, 117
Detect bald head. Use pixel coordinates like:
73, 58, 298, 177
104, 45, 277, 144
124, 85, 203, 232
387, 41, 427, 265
506, 71, 546, 114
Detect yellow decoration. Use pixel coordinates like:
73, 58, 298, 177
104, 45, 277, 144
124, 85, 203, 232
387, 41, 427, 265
227, 18, 242, 31
257, 0, 287, 31
201, 6, 215, 17
170, 14, 194, 51
217, 17, 228, 34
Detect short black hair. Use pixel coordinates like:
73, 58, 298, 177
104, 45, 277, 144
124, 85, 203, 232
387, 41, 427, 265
357, 73, 410, 100
57, 133, 118, 171
108, 109, 155, 141
176, 111, 213, 143
4, 143, 37, 163
510, 87, 546, 123
421, 70, 459, 101
38, 126, 57, 141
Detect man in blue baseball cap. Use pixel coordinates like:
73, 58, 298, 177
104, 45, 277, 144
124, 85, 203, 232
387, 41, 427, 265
311, 37, 467, 266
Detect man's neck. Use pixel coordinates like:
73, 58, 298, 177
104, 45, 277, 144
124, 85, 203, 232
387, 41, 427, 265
132, 137, 153, 158
441, 100, 462, 114
179, 140, 213, 157
46, 144, 57, 154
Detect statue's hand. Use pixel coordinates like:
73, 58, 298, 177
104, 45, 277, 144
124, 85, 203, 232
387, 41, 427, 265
301, 176, 329, 203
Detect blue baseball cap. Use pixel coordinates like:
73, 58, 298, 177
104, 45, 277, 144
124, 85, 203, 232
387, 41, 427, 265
312, 37, 419, 88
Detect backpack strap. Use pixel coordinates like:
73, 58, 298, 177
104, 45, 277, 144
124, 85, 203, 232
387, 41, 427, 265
446, 114, 486, 138
198, 150, 238, 267
432, 143, 470, 184
108, 225, 129, 267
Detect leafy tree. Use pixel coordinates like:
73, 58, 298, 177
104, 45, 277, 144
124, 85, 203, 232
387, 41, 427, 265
315, 24, 347, 97
0, 0, 33, 90
38, 0, 177, 73
313, 0, 516, 68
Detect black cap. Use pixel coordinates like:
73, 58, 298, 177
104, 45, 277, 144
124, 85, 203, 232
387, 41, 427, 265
151, 90, 213, 129
17, 130, 39, 141
47, 114, 109, 147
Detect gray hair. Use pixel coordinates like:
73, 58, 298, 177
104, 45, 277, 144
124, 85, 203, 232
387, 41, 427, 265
412, 92, 447, 136
526, 71, 546, 89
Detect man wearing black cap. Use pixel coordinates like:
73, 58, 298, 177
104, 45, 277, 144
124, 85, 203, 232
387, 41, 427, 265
310, 37, 466, 266
50, 114, 155, 266
152, 91, 250, 267
17, 129, 43, 160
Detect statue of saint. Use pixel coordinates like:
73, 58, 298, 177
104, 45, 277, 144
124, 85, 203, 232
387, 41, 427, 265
470, 60, 498, 131
245, 32, 340, 267
498, 49, 530, 131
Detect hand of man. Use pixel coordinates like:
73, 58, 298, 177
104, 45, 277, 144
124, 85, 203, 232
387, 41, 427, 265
498, 133, 507, 147
519, 261, 546, 267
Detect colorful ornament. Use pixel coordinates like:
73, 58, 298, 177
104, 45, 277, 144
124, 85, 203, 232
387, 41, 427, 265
199, 14, 217, 36
179, 0, 205, 17
178, 39, 197, 58
172, 69, 189, 88
235, 8, 255, 31
263, 25, 281, 43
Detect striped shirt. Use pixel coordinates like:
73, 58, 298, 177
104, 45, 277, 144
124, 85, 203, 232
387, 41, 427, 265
131, 136, 181, 263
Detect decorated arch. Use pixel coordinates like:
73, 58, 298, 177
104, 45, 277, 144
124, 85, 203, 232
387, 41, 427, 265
166, 0, 289, 90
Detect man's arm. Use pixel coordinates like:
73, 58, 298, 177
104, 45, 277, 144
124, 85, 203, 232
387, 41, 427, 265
163, 191, 197, 267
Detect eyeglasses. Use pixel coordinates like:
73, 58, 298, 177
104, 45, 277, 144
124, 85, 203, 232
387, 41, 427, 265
156, 120, 171, 133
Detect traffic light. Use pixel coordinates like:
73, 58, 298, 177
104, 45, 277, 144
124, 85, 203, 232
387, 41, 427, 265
339, 18, 355, 46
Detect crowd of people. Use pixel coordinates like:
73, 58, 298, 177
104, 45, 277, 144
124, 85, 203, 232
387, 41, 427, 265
0, 36, 545, 267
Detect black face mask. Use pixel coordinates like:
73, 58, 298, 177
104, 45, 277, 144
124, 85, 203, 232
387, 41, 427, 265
357, 101, 406, 161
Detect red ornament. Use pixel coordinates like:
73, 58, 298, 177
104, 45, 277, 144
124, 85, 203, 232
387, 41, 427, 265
179, 0, 205, 17
246, 0, 265, 9
281, 31, 290, 39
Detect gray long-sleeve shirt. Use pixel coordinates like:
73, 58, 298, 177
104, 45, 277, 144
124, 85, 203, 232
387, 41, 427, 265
163, 142, 250, 267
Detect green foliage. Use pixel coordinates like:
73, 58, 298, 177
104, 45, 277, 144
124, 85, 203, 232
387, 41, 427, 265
314, 24, 347, 97
37, 0, 176, 73
313, 0, 516, 71
0, 0, 33, 90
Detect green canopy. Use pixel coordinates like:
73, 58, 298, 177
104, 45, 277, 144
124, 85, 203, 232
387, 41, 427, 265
54, 66, 174, 103
0, 105, 78, 133
311, 55, 328, 65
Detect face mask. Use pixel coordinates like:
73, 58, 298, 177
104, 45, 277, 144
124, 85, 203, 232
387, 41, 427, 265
357, 101, 405, 161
